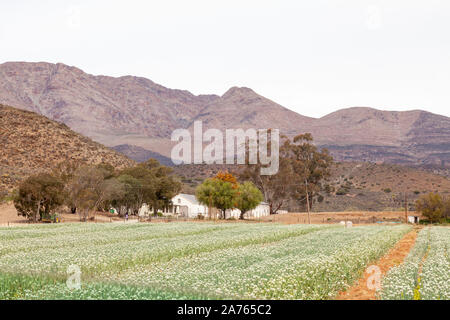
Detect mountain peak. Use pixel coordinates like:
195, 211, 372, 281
0, 61, 449, 167
222, 86, 258, 99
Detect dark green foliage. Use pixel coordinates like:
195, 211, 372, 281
14, 173, 65, 222
415, 193, 450, 223
196, 178, 237, 219
235, 181, 264, 219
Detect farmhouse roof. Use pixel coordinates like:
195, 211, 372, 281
178, 193, 200, 205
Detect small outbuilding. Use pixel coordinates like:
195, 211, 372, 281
225, 202, 270, 219
407, 215, 420, 224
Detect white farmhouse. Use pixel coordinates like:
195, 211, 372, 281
138, 193, 272, 219
171, 193, 209, 218
138, 193, 208, 218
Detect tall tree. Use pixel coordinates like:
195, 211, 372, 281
444, 196, 450, 220
14, 173, 65, 222
99, 177, 125, 212
281, 133, 333, 223
239, 156, 293, 215
138, 159, 181, 214
66, 165, 117, 221
196, 177, 237, 219
117, 159, 181, 215
53, 161, 81, 213
194, 177, 216, 219
235, 181, 263, 220
239, 133, 332, 216
415, 193, 445, 223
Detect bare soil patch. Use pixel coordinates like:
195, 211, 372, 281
0, 201, 27, 225
0, 202, 125, 226
336, 227, 420, 300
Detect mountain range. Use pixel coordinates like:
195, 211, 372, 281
0, 61, 449, 167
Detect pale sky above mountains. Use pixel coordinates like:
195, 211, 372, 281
0, 0, 449, 118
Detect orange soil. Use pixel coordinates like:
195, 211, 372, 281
336, 227, 420, 300
0, 201, 27, 225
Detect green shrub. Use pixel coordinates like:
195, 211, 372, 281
416, 193, 449, 223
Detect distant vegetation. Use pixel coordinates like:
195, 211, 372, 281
415, 192, 450, 223
13, 160, 181, 222
174, 159, 450, 212
239, 133, 333, 217
196, 172, 263, 220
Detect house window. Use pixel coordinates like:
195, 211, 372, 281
178, 199, 181, 204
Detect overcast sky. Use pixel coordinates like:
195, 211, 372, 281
1, 0, 449, 118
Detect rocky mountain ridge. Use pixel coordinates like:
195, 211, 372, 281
1, 61, 449, 167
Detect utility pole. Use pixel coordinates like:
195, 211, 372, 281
305, 178, 311, 224
404, 192, 408, 223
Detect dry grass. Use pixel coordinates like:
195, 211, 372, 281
0, 105, 135, 193
329, 162, 450, 194
259, 211, 419, 225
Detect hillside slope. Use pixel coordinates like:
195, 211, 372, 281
0, 61, 449, 167
313, 162, 450, 212
0, 105, 135, 193
111, 144, 173, 166
172, 161, 450, 211
0, 61, 216, 144
314, 108, 450, 166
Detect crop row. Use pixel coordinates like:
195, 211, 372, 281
0, 222, 330, 278
0, 222, 412, 299
100, 225, 410, 299
380, 226, 449, 300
